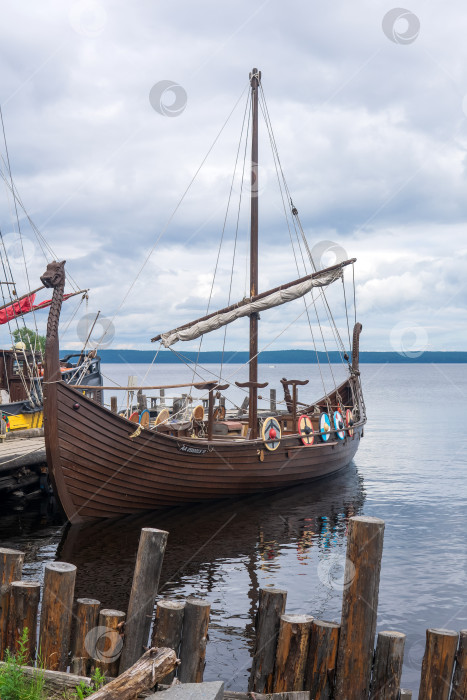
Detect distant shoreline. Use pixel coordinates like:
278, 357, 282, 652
61, 349, 467, 364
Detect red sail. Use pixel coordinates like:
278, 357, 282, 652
0, 294, 36, 325
0, 292, 80, 325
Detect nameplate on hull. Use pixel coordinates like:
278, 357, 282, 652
177, 443, 208, 455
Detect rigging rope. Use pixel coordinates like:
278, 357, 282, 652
189, 88, 252, 393
258, 93, 329, 398
92, 83, 250, 353
258, 85, 351, 392
0, 154, 81, 292
220, 90, 252, 379
0, 107, 44, 376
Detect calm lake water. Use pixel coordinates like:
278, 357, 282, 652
1, 362, 466, 697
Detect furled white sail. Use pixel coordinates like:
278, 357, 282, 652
160, 267, 343, 348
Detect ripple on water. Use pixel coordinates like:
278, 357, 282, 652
0, 364, 466, 698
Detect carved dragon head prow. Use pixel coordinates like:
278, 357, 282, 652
40, 261, 67, 358
352, 322, 363, 372
40, 260, 66, 289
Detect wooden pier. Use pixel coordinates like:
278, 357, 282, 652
0, 517, 466, 698
0, 432, 46, 503
0, 434, 45, 471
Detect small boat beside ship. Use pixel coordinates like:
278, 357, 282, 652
0, 345, 103, 434
42, 68, 367, 523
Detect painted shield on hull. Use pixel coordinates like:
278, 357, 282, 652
262, 417, 281, 451
333, 410, 345, 440
298, 414, 314, 446
346, 408, 354, 437
140, 409, 150, 428
320, 412, 331, 442
155, 408, 170, 426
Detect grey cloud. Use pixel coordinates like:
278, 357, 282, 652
0, 0, 466, 350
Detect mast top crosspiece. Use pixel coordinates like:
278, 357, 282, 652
249, 68, 261, 84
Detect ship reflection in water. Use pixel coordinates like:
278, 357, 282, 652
56, 464, 365, 688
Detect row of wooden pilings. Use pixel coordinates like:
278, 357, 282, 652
0, 528, 209, 684
248, 516, 467, 700
1, 516, 467, 698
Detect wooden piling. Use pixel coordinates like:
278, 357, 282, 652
178, 597, 211, 683
418, 628, 458, 700
137, 390, 147, 411
39, 561, 77, 671
305, 620, 340, 700
71, 598, 101, 676
118, 527, 168, 673
249, 587, 287, 692
451, 629, 467, 699
110, 397, 118, 414
96, 608, 125, 678
6, 581, 40, 660
273, 614, 314, 692
152, 599, 185, 683
370, 630, 406, 700
334, 516, 385, 700
0, 548, 24, 660
270, 389, 276, 412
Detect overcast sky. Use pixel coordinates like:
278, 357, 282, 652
0, 0, 466, 356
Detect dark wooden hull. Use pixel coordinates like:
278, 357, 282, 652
44, 377, 365, 523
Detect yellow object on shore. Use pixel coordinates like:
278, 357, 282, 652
7, 411, 43, 431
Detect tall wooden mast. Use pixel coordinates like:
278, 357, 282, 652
249, 67, 261, 438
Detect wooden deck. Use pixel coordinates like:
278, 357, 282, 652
0, 436, 46, 473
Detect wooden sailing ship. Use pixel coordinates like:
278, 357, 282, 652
42, 69, 367, 523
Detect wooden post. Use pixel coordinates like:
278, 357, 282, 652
71, 598, 101, 676
305, 620, 340, 700
160, 388, 165, 405
137, 390, 147, 411
90, 647, 177, 700
152, 599, 185, 683
207, 389, 215, 441
39, 562, 76, 671
273, 614, 314, 692
0, 548, 24, 660
292, 385, 298, 433
451, 629, 467, 699
334, 516, 385, 700
96, 608, 125, 678
6, 581, 40, 661
370, 631, 406, 700
270, 389, 276, 412
419, 628, 458, 700
179, 597, 211, 683
110, 397, 117, 414
119, 527, 168, 673
249, 587, 287, 692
